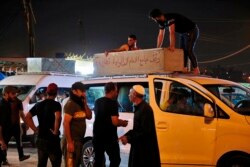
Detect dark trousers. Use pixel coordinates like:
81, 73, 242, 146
93, 139, 121, 167
180, 25, 199, 68
1, 129, 12, 162
36, 137, 62, 167
2, 124, 25, 162
0, 146, 4, 166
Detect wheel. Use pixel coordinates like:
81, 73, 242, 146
81, 140, 95, 167
220, 155, 250, 167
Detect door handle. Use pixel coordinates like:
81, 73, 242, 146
156, 121, 168, 130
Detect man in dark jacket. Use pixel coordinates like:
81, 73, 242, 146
119, 85, 160, 167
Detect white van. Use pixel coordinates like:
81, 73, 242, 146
79, 74, 250, 167
0, 72, 86, 145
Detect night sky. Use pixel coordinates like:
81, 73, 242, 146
0, 0, 249, 71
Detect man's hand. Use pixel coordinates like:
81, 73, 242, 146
119, 136, 128, 145
50, 129, 59, 135
67, 141, 75, 153
167, 46, 175, 52
121, 120, 128, 127
105, 51, 109, 56
0, 140, 7, 150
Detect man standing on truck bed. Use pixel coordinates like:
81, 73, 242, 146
149, 8, 200, 75
63, 82, 92, 167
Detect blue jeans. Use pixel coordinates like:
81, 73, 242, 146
180, 25, 199, 68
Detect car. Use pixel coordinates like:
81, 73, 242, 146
79, 74, 250, 167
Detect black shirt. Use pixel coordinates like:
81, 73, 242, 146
0, 98, 12, 134
11, 97, 23, 125
158, 13, 196, 33
29, 99, 61, 140
93, 97, 119, 141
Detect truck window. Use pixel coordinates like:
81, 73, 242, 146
154, 79, 211, 116
29, 87, 71, 104
0, 85, 34, 101
86, 82, 149, 113
204, 85, 250, 115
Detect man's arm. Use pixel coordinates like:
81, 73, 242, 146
111, 116, 128, 127
25, 112, 38, 133
84, 100, 92, 120
105, 44, 129, 56
157, 29, 165, 48
0, 126, 7, 150
51, 111, 62, 135
63, 113, 74, 152
168, 24, 176, 51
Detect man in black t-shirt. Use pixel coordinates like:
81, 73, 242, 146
0, 86, 17, 166
1, 95, 30, 165
93, 82, 128, 167
149, 8, 200, 75
25, 83, 62, 167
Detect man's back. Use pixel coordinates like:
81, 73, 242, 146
93, 97, 119, 141
10, 98, 23, 125
29, 99, 61, 139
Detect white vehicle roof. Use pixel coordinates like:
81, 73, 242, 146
82, 75, 148, 84
81, 73, 240, 87
0, 72, 86, 87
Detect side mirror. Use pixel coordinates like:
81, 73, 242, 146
204, 103, 214, 118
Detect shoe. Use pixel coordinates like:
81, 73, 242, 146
2, 160, 10, 165
182, 67, 189, 73
193, 67, 200, 75
19, 155, 30, 161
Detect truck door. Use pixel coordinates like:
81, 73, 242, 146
149, 77, 217, 166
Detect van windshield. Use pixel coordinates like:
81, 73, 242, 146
204, 84, 250, 116
0, 85, 34, 101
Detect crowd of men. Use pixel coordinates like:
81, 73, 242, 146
0, 81, 160, 167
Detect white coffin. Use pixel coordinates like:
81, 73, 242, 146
93, 48, 184, 76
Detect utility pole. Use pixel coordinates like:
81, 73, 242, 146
22, 0, 36, 57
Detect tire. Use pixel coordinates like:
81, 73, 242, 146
221, 155, 250, 167
81, 140, 95, 167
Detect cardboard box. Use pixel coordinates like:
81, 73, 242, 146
93, 48, 183, 76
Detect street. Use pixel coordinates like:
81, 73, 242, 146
5, 142, 129, 167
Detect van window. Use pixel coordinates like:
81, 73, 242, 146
86, 82, 149, 113
0, 85, 34, 101
86, 86, 105, 110
154, 79, 211, 116
29, 87, 71, 104
204, 85, 250, 115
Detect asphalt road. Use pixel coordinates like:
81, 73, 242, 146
4, 142, 129, 167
